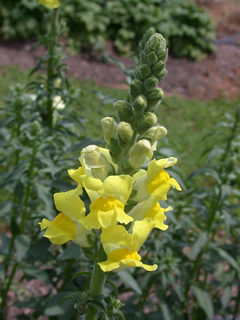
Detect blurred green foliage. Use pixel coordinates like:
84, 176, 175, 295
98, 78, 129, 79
0, 0, 215, 59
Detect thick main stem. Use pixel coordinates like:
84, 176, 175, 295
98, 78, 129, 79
84, 244, 106, 320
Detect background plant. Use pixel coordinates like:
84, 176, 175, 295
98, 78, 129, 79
0, 3, 99, 318
0, 0, 215, 59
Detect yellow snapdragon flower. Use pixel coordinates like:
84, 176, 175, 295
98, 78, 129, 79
40, 187, 92, 247
129, 198, 170, 230
38, 0, 60, 9
132, 157, 181, 203
98, 219, 157, 272
81, 175, 134, 230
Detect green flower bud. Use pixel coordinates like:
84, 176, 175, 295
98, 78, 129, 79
129, 139, 153, 169
157, 49, 168, 62
53, 77, 62, 88
147, 51, 158, 66
149, 34, 167, 56
130, 79, 144, 100
140, 125, 167, 144
147, 88, 164, 101
114, 100, 133, 122
146, 99, 162, 113
136, 112, 158, 133
101, 117, 117, 145
156, 68, 168, 82
117, 122, 134, 144
31, 120, 42, 137
146, 88, 164, 111
133, 95, 147, 114
144, 76, 158, 92
152, 61, 165, 77
135, 64, 151, 81
139, 27, 156, 52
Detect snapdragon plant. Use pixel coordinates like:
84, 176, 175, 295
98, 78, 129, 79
39, 12, 182, 319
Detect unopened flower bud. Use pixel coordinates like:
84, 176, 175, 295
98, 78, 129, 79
152, 61, 165, 77
32, 120, 42, 137
101, 117, 117, 145
149, 34, 167, 56
114, 100, 133, 122
156, 68, 168, 82
144, 76, 158, 92
117, 122, 134, 144
142, 126, 167, 144
130, 79, 144, 100
147, 51, 158, 66
133, 95, 147, 114
135, 64, 151, 81
147, 88, 164, 101
80, 145, 115, 180
129, 139, 153, 169
53, 77, 62, 88
146, 88, 164, 111
137, 112, 158, 134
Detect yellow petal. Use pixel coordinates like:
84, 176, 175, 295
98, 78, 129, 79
100, 225, 132, 255
147, 169, 181, 200
99, 248, 142, 272
102, 175, 133, 205
128, 196, 158, 221
80, 174, 103, 203
54, 189, 85, 221
40, 213, 76, 245
132, 219, 154, 251
38, 0, 60, 9
68, 167, 84, 185
83, 197, 133, 230
145, 202, 169, 230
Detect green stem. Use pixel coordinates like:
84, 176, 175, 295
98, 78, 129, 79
1, 264, 18, 314
20, 143, 38, 232
46, 9, 58, 129
84, 244, 106, 320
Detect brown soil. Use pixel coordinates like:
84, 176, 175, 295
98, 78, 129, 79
0, 0, 240, 100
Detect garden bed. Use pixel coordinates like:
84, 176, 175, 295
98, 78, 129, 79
0, 0, 239, 100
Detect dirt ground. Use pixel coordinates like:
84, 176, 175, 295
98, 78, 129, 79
0, 0, 240, 100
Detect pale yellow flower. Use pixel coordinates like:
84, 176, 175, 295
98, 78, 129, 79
38, 0, 60, 9
99, 219, 157, 272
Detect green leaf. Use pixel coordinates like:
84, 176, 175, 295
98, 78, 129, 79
158, 297, 171, 320
23, 266, 49, 283
192, 285, 214, 319
71, 271, 91, 281
0, 201, 12, 218
58, 243, 82, 260
106, 278, 118, 297
215, 248, 240, 273
15, 234, 31, 262
188, 167, 220, 183
0, 233, 10, 255
44, 292, 74, 316
190, 231, 208, 260
118, 270, 142, 295
221, 286, 232, 310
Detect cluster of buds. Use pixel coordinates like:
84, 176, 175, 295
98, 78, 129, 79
101, 33, 168, 173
